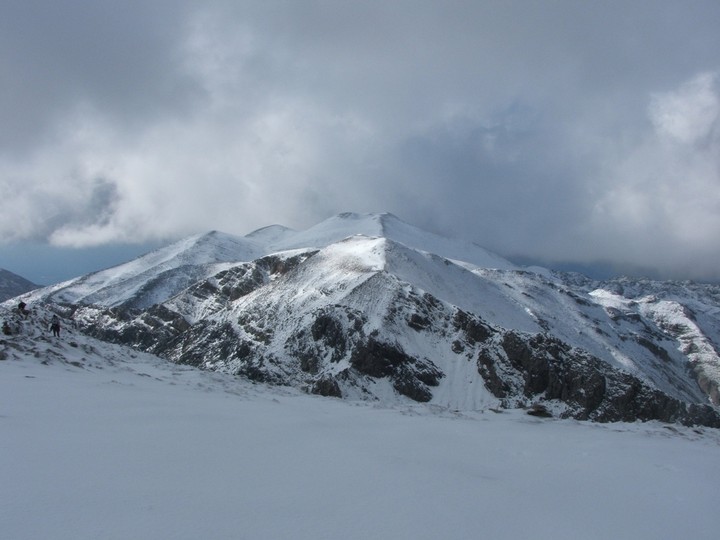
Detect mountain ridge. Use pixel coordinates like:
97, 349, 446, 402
7, 213, 720, 425
19, 212, 517, 310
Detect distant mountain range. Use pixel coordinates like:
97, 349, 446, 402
0, 268, 38, 302
9, 212, 720, 426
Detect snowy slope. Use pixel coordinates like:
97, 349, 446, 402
18, 231, 263, 309
589, 287, 720, 404
266, 212, 517, 270
462, 269, 718, 405
2, 307, 720, 540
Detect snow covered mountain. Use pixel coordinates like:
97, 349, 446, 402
21, 213, 514, 310
10, 212, 720, 426
0, 268, 38, 302
19, 230, 264, 310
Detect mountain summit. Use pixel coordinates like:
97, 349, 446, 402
261, 212, 517, 271
10, 213, 720, 426
24, 213, 515, 310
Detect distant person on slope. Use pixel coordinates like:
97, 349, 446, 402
50, 315, 61, 338
17, 301, 29, 319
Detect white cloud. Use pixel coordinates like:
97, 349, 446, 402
587, 71, 720, 277
649, 72, 719, 144
3, 93, 384, 248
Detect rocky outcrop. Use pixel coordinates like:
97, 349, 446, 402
349, 336, 443, 402
477, 330, 720, 427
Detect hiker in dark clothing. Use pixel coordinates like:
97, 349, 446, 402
50, 315, 61, 338
17, 301, 29, 319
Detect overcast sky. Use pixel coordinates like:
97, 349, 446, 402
1, 0, 719, 283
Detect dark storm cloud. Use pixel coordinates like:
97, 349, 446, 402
0, 0, 198, 154
1, 0, 719, 279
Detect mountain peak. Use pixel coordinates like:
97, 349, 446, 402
12, 213, 517, 310
245, 224, 296, 242
264, 212, 515, 271
18, 230, 264, 309
0, 268, 39, 302
265, 213, 386, 252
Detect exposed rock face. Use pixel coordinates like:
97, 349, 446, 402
349, 337, 443, 402
477, 330, 720, 427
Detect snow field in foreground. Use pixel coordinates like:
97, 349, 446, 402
1, 346, 719, 540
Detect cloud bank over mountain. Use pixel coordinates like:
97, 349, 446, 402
1, 1, 719, 279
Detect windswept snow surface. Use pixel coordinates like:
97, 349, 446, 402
2, 319, 719, 540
